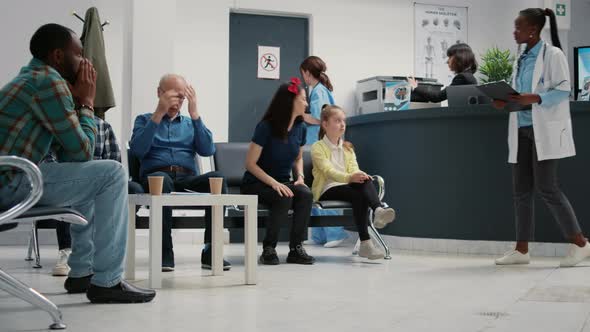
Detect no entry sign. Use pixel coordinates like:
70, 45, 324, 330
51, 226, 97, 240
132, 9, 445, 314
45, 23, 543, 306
257, 46, 280, 80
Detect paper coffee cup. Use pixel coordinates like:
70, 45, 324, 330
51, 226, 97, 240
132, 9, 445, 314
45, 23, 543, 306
209, 177, 223, 195
148, 176, 164, 196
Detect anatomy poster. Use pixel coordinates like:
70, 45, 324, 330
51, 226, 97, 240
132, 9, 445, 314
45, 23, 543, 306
414, 3, 468, 86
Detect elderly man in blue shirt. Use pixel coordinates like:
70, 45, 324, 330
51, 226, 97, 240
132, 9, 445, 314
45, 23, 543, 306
130, 74, 230, 272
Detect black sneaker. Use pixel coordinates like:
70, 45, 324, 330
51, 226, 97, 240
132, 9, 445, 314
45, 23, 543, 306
201, 247, 231, 271
259, 247, 280, 265
86, 280, 156, 304
64, 275, 93, 294
286, 245, 315, 265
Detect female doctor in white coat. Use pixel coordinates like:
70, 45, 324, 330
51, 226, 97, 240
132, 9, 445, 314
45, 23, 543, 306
493, 8, 589, 267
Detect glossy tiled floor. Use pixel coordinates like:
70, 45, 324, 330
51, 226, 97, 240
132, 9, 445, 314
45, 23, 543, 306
1, 243, 590, 332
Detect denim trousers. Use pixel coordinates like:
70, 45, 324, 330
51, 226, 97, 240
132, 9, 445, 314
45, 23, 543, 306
0, 160, 128, 287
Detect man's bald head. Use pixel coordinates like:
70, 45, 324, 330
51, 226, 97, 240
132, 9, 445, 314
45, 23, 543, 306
157, 73, 188, 117
159, 74, 187, 90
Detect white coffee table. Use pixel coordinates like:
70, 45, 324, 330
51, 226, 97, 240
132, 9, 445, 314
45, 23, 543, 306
125, 193, 258, 288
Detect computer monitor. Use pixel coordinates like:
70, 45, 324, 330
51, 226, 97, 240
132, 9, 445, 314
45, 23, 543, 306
446, 85, 492, 108
574, 46, 590, 101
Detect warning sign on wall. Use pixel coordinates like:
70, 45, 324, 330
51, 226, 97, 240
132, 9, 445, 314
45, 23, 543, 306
257, 46, 280, 80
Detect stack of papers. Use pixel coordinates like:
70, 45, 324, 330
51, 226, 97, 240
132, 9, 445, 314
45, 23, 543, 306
170, 190, 210, 195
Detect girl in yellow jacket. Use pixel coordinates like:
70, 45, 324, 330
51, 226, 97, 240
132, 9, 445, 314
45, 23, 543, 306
311, 105, 396, 259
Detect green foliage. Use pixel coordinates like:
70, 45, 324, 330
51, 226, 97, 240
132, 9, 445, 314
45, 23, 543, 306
479, 47, 514, 83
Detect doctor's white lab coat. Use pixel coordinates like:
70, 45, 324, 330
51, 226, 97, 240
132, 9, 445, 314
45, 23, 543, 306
507, 41, 575, 164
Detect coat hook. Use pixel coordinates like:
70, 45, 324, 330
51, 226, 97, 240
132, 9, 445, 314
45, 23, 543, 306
72, 10, 109, 30
72, 11, 85, 23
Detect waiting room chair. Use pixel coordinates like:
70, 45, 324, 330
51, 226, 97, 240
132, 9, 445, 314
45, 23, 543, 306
0, 156, 88, 330
24, 147, 139, 267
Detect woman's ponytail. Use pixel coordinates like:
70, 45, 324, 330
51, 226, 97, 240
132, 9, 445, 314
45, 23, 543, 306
300, 56, 334, 91
519, 8, 562, 50
545, 8, 562, 50
319, 72, 333, 92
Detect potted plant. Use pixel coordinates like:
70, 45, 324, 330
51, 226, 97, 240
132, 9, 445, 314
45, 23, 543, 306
478, 46, 514, 83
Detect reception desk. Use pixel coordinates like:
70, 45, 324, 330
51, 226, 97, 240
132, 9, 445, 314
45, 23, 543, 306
346, 102, 590, 242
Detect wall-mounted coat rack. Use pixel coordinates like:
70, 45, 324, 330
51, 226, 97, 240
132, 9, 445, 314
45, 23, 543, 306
72, 11, 109, 30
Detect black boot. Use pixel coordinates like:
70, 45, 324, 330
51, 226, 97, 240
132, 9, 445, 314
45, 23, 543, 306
259, 246, 280, 265
286, 245, 315, 265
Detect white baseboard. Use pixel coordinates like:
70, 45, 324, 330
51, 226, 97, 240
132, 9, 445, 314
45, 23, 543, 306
0, 224, 569, 257
381, 235, 571, 257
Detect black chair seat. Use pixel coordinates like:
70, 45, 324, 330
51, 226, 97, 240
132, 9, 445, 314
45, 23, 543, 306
18, 207, 85, 219
0, 207, 86, 231
316, 200, 353, 209
0, 208, 18, 232
0, 223, 18, 232
226, 205, 270, 217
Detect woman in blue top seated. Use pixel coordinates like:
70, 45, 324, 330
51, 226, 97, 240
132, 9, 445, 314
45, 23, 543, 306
241, 78, 316, 266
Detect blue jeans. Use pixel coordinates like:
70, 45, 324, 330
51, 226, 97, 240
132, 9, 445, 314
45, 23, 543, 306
55, 180, 144, 251
0, 160, 128, 288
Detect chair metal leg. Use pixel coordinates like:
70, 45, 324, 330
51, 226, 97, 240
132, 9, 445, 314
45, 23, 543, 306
0, 269, 66, 330
352, 238, 360, 256
25, 225, 34, 261
368, 210, 392, 260
32, 222, 42, 268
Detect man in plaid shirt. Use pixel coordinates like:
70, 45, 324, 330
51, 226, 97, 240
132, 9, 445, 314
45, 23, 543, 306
43, 116, 121, 163
90, 116, 144, 197
94, 117, 121, 161
0, 23, 154, 303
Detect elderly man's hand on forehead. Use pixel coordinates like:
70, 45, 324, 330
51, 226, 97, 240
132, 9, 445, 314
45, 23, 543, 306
152, 89, 183, 124
152, 74, 200, 122
185, 84, 199, 120
157, 86, 185, 99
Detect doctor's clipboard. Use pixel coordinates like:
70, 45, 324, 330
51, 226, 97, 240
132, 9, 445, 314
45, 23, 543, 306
476, 81, 532, 112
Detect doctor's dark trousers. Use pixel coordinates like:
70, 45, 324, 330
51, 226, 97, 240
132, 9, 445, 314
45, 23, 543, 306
512, 126, 582, 241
